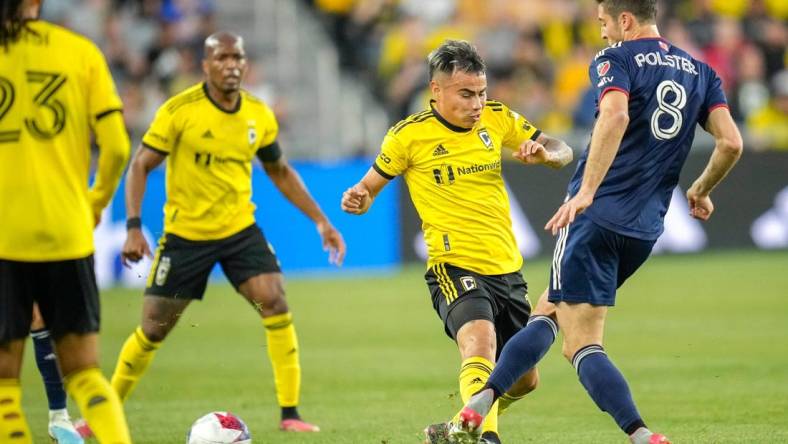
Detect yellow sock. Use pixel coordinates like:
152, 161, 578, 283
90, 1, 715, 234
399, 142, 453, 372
64, 368, 131, 444
456, 357, 499, 437
0, 379, 32, 443
497, 391, 526, 415
111, 326, 161, 402
263, 312, 300, 407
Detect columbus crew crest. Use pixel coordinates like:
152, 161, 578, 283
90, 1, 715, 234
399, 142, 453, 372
155, 256, 171, 286
247, 120, 257, 145
477, 129, 493, 150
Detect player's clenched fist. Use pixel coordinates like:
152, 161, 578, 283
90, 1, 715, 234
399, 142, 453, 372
341, 184, 371, 215
121, 228, 152, 267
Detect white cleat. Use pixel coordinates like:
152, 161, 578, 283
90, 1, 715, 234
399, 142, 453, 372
48, 410, 84, 444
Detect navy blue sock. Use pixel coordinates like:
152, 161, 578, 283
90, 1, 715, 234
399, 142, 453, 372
485, 315, 558, 397
573, 345, 643, 433
31, 329, 67, 410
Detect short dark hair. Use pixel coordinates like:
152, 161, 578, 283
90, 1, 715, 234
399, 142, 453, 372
596, 0, 657, 22
1, 0, 25, 49
427, 40, 486, 80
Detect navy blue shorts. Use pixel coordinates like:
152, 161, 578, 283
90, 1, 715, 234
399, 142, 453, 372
547, 214, 655, 306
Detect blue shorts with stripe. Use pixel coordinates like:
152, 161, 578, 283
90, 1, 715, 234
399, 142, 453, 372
548, 213, 656, 306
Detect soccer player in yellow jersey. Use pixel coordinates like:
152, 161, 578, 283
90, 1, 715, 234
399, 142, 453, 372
341, 40, 574, 444
74, 31, 345, 437
0, 0, 133, 443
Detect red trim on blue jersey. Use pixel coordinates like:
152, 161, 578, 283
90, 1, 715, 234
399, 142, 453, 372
600, 87, 630, 100
708, 103, 729, 113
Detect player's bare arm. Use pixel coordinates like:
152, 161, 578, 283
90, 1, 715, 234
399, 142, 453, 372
263, 156, 346, 265
121, 146, 166, 266
88, 110, 130, 226
513, 133, 573, 169
341, 168, 390, 215
686, 107, 743, 221
546, 90, 629, 234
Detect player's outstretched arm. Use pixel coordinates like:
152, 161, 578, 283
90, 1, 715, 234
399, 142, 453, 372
341, 168, 390, 216
121, 146, 165, 266
88, 111, 130, 226
686, 107, 743, 221
263, 156, 346, 265
545, 90, 629, 234
513, 133, 574, 169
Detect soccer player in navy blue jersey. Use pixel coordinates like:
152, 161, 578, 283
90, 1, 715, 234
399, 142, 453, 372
439, 1, 743, 443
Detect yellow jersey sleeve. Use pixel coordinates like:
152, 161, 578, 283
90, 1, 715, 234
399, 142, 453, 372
142, 105, 177, 153
85, 41, 123, 121
257, 103, 279, 147
373, 132, 409, 179
499, 103, 542, 149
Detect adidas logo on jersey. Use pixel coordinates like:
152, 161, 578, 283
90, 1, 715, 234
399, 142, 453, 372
432, 144, 449, 156
201, 129, 214, 139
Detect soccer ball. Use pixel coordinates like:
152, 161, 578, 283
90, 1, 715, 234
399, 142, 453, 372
187, 411, 252, 444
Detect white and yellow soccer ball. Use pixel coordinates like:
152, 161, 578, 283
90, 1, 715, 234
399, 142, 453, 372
187, 411, 252, 444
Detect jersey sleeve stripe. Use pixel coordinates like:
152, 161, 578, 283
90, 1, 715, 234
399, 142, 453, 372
142, 142, 169, 156
530, 129, 542, 141
708, 103, 729, 113
372, 162, 396, 180
600, 86, 630, 100
95, 108, 123, 120
393, 115, 435, 134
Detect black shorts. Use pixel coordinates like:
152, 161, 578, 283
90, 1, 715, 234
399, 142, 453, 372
425, 263, 531, 357
146, 224, 281, 300
0, 255, 100, 343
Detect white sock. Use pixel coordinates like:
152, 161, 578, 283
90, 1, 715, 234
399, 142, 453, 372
49, 408, 70, 422
466, 388, 495, 418
629, 426, 653, 444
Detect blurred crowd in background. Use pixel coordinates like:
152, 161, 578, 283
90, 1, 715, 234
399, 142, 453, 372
41, 0, 787, 153
310, 0, 788, 150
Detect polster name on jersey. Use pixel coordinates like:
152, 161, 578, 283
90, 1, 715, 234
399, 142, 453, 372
634, 52, 698, 75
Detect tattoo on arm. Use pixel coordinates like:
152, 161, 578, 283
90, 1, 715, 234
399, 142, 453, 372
540, 135, 574, 169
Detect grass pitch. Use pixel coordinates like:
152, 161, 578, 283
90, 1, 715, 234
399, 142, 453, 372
20, 250, 788, 443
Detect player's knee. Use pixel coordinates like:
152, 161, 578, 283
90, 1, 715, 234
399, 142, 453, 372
255, 291, 289, 316
140, 323, 170, 343
457, 329, 496, 360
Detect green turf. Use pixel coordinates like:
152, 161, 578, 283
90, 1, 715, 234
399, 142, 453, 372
20, 250, 788, 443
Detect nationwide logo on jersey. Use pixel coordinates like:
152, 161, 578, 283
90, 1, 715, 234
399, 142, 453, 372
477, 129, 493, 150
432, 144, 449, 157
596, 60, 611, 77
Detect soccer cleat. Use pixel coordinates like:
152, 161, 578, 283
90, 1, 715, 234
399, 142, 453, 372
279, 418, 320, 432
647, 433, 671, 444
49, 412, 84, 444
480, 431, 501, 444
629, 427, 670, 444
445, 407, 484, 444
72, 418, 93, 439
423, 423, 451, 444
424, 421, 481, 444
